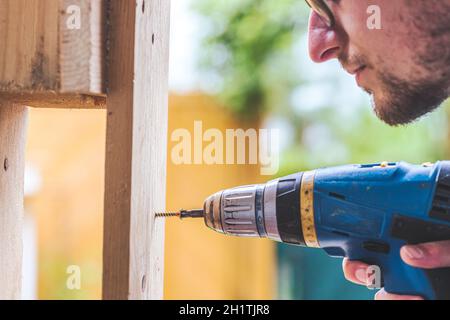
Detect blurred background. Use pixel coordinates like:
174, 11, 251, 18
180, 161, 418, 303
23, 0, 450, 299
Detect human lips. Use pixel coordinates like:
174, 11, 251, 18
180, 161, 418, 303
355, 66, 367, 86
345, 65, 367, 86
346, 65, 366, 76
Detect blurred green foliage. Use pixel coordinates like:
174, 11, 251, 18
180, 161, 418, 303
194, 0, 308, 119
279, 109, 449, 176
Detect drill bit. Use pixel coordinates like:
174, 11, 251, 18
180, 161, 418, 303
155, 209, 204, 219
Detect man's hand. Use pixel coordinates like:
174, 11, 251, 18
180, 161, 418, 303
342, 240, 450, 300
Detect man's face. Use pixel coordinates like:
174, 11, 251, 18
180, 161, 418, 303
308, 0, 450, 126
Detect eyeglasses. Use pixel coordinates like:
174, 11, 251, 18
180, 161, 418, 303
305, 0, 335, 28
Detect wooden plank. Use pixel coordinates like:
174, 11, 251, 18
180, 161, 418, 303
102, 0, 171, 300
0, 0, 106, 96
0, 103, 28, 299
0, 92, 106, 109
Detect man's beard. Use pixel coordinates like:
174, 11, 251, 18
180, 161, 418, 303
372, 72, 449, 126
338, 0, 450, 126
339, 53, 449, 126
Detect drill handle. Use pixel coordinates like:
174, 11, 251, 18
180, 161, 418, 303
346, 240, 450, 300
344, 213, 450, 299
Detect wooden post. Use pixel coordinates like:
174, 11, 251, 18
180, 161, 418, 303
0, 0, 171, 299
0, 104, 28, 299
102, 0, 171, 300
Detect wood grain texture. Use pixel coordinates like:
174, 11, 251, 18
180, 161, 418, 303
102, 0, 170, 300
59, 0, 105, 93
0, 0, 105, 95
0, 92, 106, 109
0, 104, 28, 299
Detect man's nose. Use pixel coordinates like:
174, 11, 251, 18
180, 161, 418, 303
308, 11, 341, 63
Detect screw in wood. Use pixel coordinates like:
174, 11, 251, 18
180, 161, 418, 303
155, 212, 180, 218
155, 209, 204, 219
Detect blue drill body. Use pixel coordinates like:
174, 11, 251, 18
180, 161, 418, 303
309, 161, 450, 299
183, 161, 450, 299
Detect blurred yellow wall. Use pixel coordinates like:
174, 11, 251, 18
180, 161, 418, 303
26, 108, 106, 299
25, 93, 276, 299
165, 94, 276, 299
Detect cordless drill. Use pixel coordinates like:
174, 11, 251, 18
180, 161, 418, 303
158, 161, 450, 300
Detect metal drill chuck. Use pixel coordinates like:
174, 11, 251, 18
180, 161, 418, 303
156, 180, 284, 241
202, 180, 281, 241
158, 172, 318, 246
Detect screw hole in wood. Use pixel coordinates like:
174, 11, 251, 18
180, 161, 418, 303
141, 274, 146, 292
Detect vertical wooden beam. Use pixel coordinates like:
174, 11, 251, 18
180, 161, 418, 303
102, 0, 171, 299
0, 104, 28, 299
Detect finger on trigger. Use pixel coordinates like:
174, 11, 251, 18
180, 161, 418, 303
342, 258, 370, 285
400, 240, 450, 269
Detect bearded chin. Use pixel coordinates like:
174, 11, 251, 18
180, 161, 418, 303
371, 75, 448, 126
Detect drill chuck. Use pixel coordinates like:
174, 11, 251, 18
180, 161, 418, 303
201, 171, 317, 247
158, 173, 314, 245
202, 181, 281, 241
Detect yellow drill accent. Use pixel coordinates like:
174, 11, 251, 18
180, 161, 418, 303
300, 171, 320, 248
